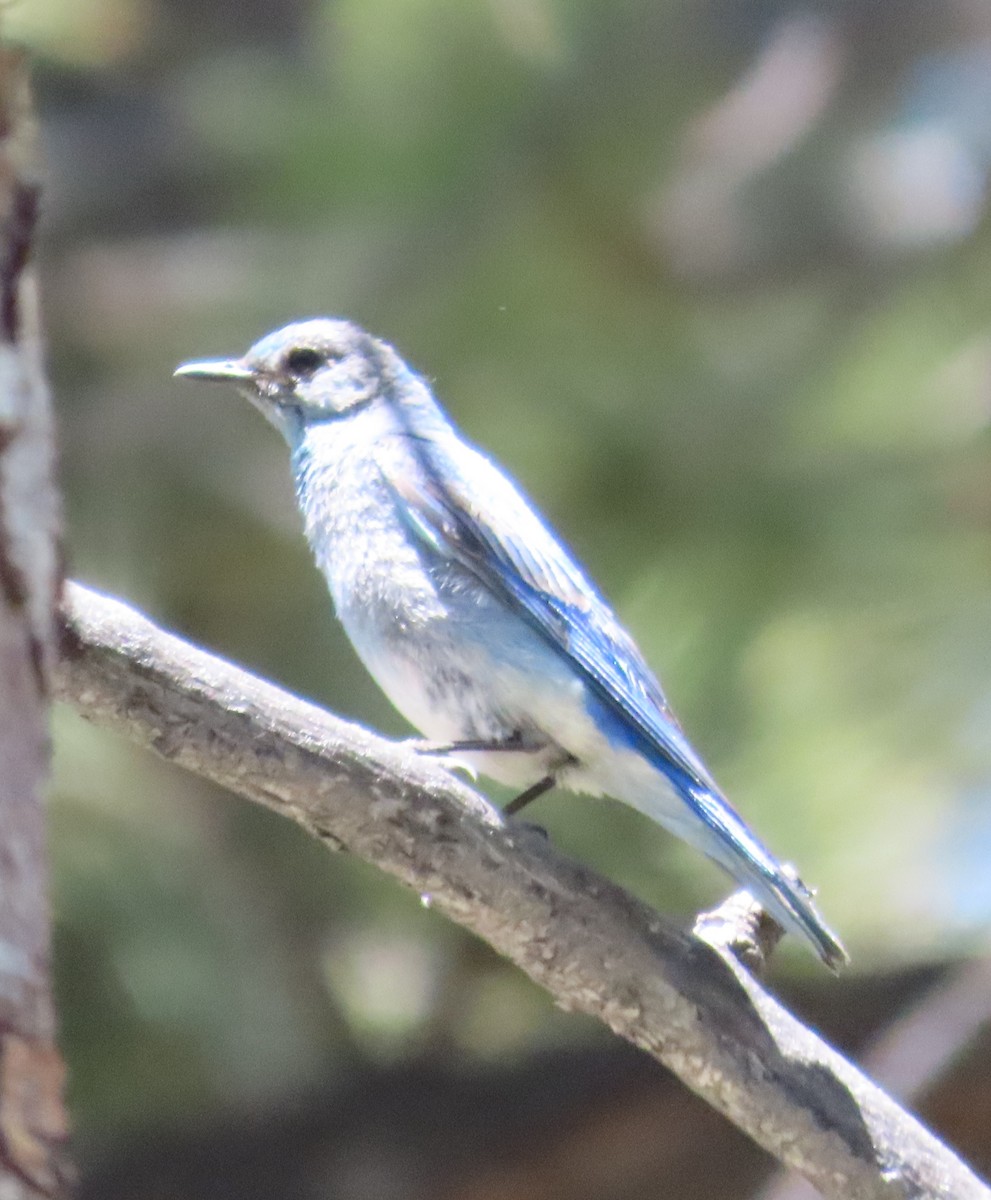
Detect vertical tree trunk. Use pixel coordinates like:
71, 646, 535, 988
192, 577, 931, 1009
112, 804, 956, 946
0, 46, 71, 1198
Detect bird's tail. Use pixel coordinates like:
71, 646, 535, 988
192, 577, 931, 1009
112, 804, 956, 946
684, 782, 848, 970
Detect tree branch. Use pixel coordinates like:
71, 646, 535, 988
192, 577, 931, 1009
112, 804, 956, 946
54, 579, 989, 1200
0, 48, 71, 1199
757, 954, 991, 1200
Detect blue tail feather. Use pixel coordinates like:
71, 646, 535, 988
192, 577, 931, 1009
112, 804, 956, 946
683, 781, 848, 968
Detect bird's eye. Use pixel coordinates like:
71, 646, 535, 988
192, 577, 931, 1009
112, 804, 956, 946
284, 347, 327, 378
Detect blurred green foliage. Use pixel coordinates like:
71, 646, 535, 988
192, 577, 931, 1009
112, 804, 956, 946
16, 0, 991, 1158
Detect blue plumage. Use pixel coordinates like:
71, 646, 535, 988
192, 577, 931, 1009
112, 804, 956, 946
176, 318, 847, 968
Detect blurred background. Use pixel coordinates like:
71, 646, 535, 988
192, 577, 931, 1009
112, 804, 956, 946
14, 0, 991, 1194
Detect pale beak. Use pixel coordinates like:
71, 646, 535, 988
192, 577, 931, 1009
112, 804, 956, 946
174, 359, 255, 383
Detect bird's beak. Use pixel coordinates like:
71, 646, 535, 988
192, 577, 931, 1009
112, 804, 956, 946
174, 358, 255, 384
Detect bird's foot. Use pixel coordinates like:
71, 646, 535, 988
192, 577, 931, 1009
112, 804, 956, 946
513, 820, 550, 840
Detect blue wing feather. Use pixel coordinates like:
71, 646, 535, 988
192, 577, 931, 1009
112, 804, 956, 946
379, 431, 847, 968
383, 439, 718, 790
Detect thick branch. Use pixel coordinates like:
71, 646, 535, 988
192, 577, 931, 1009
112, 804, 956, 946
54, 580, 988, 1200
0, 48, 71, 1199
758, 955, 991, 1200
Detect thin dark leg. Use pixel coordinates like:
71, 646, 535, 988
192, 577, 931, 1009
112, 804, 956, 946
414, 736, 575, 817
505, 752, 577, 816
413, 731, 540, 756
504, 774, 556, 816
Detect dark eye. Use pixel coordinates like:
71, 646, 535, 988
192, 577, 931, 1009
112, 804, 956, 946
284, 347, 327, 378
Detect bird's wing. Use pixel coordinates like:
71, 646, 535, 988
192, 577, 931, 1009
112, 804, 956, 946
378, 433, 848, 969
380, 434, 719, 793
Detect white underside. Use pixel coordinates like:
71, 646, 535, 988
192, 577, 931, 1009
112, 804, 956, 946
359, 631, 689, 830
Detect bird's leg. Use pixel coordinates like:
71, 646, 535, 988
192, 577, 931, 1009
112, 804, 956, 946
412, 733, 574, 818
504, 752, 578, 816
411, 730, 542, 755
503, 775, 556, 815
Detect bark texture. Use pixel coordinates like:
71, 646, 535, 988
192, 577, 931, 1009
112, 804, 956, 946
0, 49, 71, 1200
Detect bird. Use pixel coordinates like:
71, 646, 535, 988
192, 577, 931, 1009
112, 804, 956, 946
176, 318, 847, 968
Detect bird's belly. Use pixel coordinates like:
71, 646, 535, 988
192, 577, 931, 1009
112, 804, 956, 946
340, 585, 692, 819
341, 593, 602, 788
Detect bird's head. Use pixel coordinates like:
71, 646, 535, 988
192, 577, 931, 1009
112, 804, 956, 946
175, 318, 396, 440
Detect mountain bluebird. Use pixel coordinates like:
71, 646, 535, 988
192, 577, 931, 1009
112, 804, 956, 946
176, 319, 846, 968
